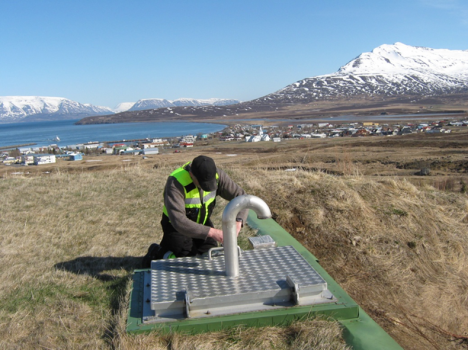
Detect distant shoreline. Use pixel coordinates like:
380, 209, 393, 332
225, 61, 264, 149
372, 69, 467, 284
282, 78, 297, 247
75, 111, 468, 127
0, 120, 227, 149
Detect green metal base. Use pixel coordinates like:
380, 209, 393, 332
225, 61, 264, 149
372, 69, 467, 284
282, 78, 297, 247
128, 269, 358, 334
127, 211, 402, 349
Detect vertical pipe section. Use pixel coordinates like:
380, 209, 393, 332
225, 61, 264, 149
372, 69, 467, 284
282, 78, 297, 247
222, 195, 272, 277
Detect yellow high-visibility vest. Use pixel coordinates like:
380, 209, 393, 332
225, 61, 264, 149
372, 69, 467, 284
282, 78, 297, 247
163, 162, 218, 225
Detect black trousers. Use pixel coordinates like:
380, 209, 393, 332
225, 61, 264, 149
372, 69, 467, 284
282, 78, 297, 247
158, 214, 218, 258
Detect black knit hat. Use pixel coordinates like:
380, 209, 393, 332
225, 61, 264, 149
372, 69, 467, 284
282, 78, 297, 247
191, 155, 217, 191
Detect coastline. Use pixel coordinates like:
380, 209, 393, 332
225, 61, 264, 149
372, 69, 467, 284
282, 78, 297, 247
0, 120, 228, 149
75, 110, 468, 128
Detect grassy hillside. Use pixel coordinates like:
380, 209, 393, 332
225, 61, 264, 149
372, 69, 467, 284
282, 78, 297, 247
1, 134, 467, 349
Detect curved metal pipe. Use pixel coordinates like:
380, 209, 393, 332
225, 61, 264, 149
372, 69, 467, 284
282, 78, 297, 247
222, 195, 272, 277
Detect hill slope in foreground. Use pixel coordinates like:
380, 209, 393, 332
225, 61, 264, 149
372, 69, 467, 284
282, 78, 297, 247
1, 132, 468, 349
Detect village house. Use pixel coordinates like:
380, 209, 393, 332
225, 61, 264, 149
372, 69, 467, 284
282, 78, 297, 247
353, 129, 371, 137
33, 154, 56, 165
140, 148, 159, 155
21, 154, 35, 165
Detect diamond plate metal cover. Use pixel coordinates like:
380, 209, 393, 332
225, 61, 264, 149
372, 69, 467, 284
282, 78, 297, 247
150, 245, 328, 316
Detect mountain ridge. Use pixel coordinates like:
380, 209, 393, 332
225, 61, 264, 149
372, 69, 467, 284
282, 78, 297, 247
128, 98, 241, 111
3, 43, 468, 124
0, 96, 115, 123
0, 96, 241, 123
77, 42, 468, 125
256, 42, 468, 105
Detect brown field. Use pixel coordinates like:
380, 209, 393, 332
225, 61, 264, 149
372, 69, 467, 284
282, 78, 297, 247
1, 128, 468, 349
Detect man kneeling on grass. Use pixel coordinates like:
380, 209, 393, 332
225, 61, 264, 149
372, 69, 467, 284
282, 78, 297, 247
142, 155, 248, 268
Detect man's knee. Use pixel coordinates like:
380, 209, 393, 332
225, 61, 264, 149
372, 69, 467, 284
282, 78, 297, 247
161, 232, 194, 257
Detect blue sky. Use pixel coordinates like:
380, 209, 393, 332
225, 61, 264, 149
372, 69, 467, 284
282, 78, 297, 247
1, 0, 467, 108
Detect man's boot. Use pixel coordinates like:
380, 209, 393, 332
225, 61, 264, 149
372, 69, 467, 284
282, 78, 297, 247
141, 243, 161, 268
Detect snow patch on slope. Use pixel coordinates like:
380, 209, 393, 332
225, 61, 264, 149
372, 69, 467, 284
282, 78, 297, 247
338, 42, 468, 77
113, 102, 135, 113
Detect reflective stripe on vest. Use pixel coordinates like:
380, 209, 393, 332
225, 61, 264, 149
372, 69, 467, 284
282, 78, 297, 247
163, 162, 218, 225
185, 191, 217, 205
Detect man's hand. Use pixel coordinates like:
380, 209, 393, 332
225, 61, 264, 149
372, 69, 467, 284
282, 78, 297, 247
207, 228, 224, 243
208, 221, 242, 242
236, 220, 242, 236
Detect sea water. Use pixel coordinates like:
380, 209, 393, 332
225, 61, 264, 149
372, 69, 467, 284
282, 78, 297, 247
0, 120, 226, 148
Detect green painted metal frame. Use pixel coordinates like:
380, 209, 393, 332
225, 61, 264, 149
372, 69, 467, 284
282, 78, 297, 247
127, 211, 402, 349
246, 212, 402, 349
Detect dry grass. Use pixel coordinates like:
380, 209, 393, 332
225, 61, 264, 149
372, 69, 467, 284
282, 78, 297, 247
1, 131, 468, 349
114, 302, 349, 350
237, 168, 468, 350
0, 163, 349, 350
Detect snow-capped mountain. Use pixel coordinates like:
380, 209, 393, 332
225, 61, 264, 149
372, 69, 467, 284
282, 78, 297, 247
259, 42, 468, 103
171, 98, 241, 107
129, 98, 241, 111
6, 43, 467, 124
0, 96, 241, 122
76, 43, 468, 125
0, 96, 114, 123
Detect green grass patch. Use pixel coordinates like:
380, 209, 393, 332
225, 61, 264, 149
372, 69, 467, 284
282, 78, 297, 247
1, 275, 130, 315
